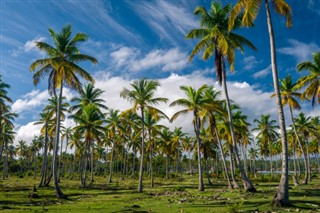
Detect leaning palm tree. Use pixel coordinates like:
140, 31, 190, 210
30, 24, 97, 198
229, 0, 292, 205
170, 85, 209, 191
120, 79, 168, 193
186, 2, 256, 192
296, 51, 320, 107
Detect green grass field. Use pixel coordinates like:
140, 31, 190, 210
1, 174, 320, 212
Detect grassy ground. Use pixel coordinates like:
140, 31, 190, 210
1, 173, 320, 212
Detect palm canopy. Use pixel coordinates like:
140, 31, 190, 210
296, 51, 320, 107
70, 83, 108, 114
30, 24, 97, 95
120, 79, 168, 116
170, 84, 209, 122
253, 114, 279, 142
186, 2, 256, 84
0, 75, 12, 107
272, 74, 302, 110
229, 0, 292, 30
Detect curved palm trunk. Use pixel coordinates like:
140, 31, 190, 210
194, 113, 204, 191
222, 68, 256, 192
149, 130, 154, 187
137, 107, 145, 193
52, 83, 66, 199
264, 1, 289, 206
39, 123, 49, 187
289, 106, 308, 184
215, 128, 233, 189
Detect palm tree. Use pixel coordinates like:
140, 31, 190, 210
202, 86, 233, 189
30, 24, 97, 198
158, 128, 175, 179
70, 104, 106, 185
229, 0, 292, 205
186, 2, 256, 192
120, 79, 168, 193
172, 127, 187, 181
70, 83, 108, 114
274, 74, 309, 183
170, 85, 209, 191
182, 136, 195, 176
253, 115, 279, 177
248, 147, 258, 177
2, 124, 16, 179
35, 109, 54, 187
296, 51, 320, 107
295, 113, 315, 183
105, 109, 123, 183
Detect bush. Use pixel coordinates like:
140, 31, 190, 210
174, 186, 185, 191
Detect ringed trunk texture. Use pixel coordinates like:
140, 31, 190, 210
265, 0, 289, 206
222, 68, 256, 192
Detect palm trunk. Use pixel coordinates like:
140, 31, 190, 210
166, 154, 169, 179
241, 144, 248, 177
2, 141, 8, 179
206, 159, 213, 186
293, 141, 297, 177
131, 145, 136, 178
215, 127, 233, 189
52, 83, 66, 199
229, 145, 240, 189
221, 67, 255, 192
268, 138, 273, 177
90, 139, 94, 183
189, 150, 192, 176
108, 140, 114, 183
265, 0, 289, 206
58, 135, 63, 182
149, 130, 154, 187
39, 123, 49, 186
289, 106, 308, 184
138, 107, 145, 193
194, 113, 204, 191
306, 140, 311, 182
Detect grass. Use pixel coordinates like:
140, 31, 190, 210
1, 173, 320, 212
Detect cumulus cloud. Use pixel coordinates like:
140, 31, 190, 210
15, 122, 41, 145
110, 47, 188, 73
278, 39, 319, 63
12, 90, 49, 113
14, 71, 317, 143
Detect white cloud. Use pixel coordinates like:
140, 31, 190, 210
12, 90, 49, 113
243, 56, 261, 70
129, 0, 198, 44
110, 47, 188, 73
11, 37, 46, 57
252, 65, 271, 79
15, 122, 41, 145
278, 39, 319, 63
14, 71, 317, 142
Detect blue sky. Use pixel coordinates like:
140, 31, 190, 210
1, 0, 319, 143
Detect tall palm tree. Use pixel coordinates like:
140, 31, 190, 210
202, 86, 233, 189
186, 2, 256, 192
170, 85, 209, 191
2, 124, 16, 179
253, 115, 279, 177
296, 51, 320, 107
120, 79, 168, 193
172, 127, 187, 181
274, 74, 309, 183
30, 24, 97, 198
229, 0, 292, 205
248, 147, 258, 177
158, 128, 175, 179
70, 104, 106, 185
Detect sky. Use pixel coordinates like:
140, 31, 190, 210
0, 0, 319, 145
